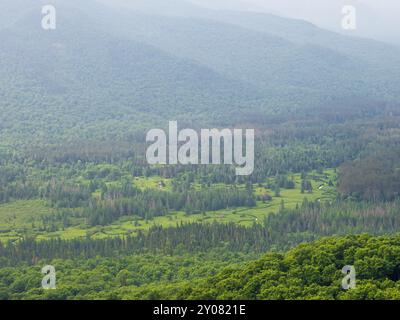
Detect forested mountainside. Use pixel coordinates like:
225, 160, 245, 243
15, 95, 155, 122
3, 234, 400, 300
1, 0, 400, 301
1, 0, 400, 146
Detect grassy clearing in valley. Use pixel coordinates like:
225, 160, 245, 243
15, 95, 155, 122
0, 169, 337, 242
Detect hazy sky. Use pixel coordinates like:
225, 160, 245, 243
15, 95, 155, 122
96, 0, 400, 44
191, 0, 400, 44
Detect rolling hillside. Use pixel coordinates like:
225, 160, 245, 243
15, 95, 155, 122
0, 0, 399, 146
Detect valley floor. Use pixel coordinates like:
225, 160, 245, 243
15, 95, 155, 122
0, 169, 336, 242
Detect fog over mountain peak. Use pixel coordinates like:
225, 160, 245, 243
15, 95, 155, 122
191, 0, 400, 45
1, 0, 400, 143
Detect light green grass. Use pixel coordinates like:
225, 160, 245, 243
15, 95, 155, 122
0, 199, 55, 242
133, 176, 172, 191
0, 169, 337, 242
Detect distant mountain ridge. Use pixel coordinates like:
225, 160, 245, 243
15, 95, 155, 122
0, 0, 399, 145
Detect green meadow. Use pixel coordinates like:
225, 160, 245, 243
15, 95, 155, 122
0, 169, 336, 242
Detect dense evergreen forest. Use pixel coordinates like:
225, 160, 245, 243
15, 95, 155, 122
0, 108, 400, 299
